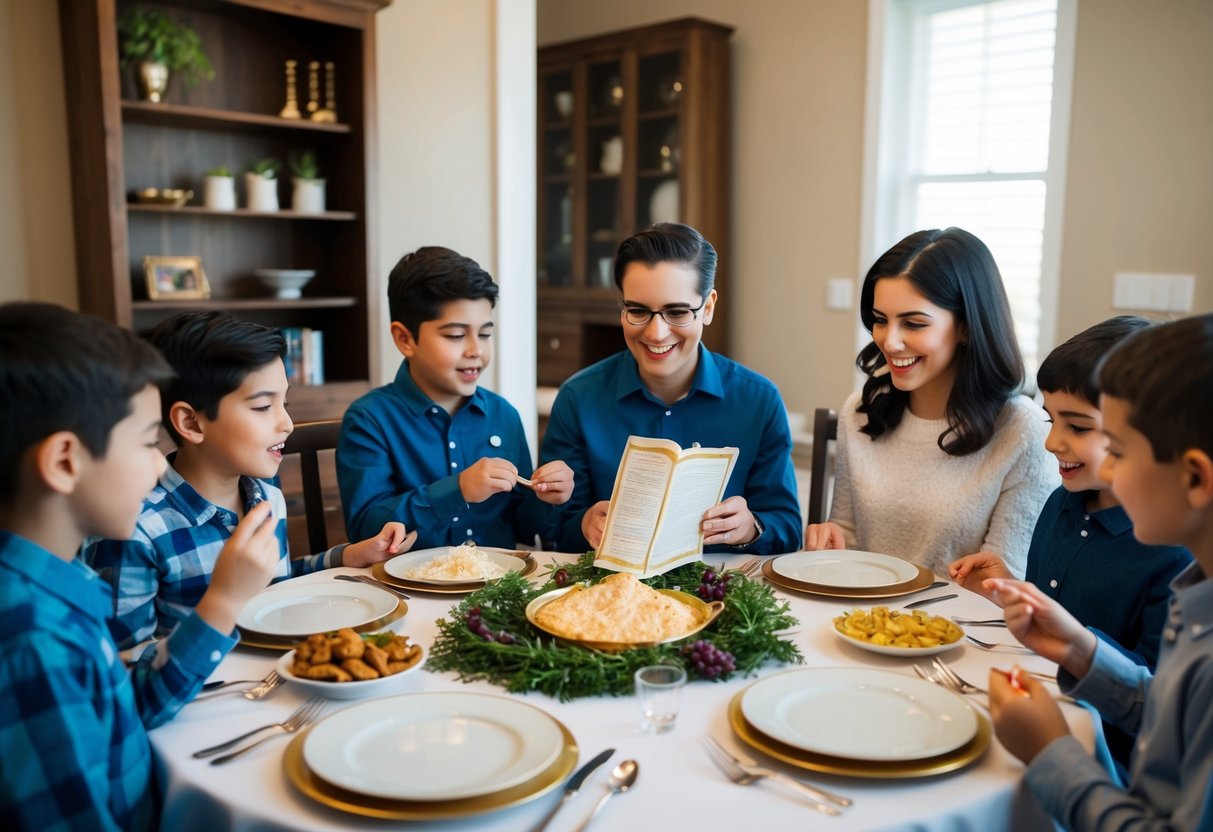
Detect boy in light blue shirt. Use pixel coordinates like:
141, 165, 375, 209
0, 302, 283, 829
985, 313, 1213, 830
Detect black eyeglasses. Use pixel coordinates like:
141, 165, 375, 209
619, 300, 706, 328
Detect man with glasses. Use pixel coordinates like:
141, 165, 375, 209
538, 223, 802, 555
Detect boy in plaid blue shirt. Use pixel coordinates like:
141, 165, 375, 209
0, 302, 284, 829
83, 311, 414, 651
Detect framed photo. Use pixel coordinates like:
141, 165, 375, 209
144, 256, 211, 300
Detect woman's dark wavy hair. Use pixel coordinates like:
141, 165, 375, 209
856, 228, 1024, 456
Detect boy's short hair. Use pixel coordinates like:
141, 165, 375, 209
387, 247, 498, 337
147, 311, 286, 445
1099, 312, 1213, 462
1036, 315, 1153, 405
0, 302, 172, 503
614, 222, 718, 298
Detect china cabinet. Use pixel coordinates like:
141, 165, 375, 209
536, 18, 733, 387
59, 0, 389, 420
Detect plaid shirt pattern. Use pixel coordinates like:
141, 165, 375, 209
82, 460, 341, 650
0, 530, 234, 830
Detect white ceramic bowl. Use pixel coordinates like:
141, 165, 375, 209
277, 644, 425, 699
254, 268, 316, 299
832, 614, 965, 657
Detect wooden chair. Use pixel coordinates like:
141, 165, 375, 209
807, 408, 838, 526
281, 419, 344, 553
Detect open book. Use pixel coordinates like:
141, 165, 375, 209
594, 436, 739, 578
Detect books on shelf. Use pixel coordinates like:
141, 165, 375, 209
594, 435, 739, 578
282, 327, 325, 386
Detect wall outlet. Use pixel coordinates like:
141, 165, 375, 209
1112, 272, 1195, 313
826, 278, 854, 311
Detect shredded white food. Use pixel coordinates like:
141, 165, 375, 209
402, 545, 509, 581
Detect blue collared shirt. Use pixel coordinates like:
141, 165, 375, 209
338, 361, 545, 549
0, 530, 234, 831
82, 459, 340, 650
1028, 562, 1213, 830
1025, 487, 1192, 669
539, 347, 802, 555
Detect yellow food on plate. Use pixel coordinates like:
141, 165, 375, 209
290, 629, 422, 682
833, 606, 963, 649
535, 572, 701, 643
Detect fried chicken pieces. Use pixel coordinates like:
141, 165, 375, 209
290, 628, 422, 683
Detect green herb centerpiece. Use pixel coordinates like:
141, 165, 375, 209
426, 553, 802, 701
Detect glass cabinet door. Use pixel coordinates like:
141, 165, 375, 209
539, 68, 574, 287
636, 49, 682, 230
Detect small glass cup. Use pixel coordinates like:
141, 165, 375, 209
635, 664, 687, 734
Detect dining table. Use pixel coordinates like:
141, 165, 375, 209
149, 552, 1096, 831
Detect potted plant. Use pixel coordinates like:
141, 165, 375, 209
118, 5, 214, 104
245, 158, 280, 212
289, 151, 325, 213
202, 165, 235, 211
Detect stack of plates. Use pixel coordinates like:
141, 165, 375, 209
371, 547, 536, 595
730, 667, 989, 778
236, 578, 407, 650
762, 550, 935, 599
284, 692, 578, 819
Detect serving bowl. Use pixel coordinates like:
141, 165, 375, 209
525, 584, 723, 651
277, 644, 425, 699
255, 268, 316, 299
132, 187, 193, 207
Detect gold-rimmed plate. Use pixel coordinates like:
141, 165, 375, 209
727, 689, 990, 778
761, 558, 937, 599
284, 715, 578, 820
371, 554, 535, 595
236, 598, 408, 651
525, 585, 724, 651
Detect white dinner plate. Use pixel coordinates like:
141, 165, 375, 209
236, 581, 398, 637
740, 667, 978, 761
303, 693, 565, 801
383, 547, 529, 585
772, 550, 919, 588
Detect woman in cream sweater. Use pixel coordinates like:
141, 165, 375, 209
805, 228, 1057, 577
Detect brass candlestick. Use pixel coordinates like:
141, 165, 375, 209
279, 60, 301, 119
311, 61, 337, 123
306, 61, 320, 114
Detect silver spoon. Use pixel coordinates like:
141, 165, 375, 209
576, 759, 638, 831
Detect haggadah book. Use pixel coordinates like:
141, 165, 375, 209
596, 435, 738, 578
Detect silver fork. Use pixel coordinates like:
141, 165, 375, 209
700, 736, 846, 815
930, 657, 986, 694
965, 633, 1031, 651
193, 695, 325, 760
205, 697, 327, 765
951, 617, 1009, 628
190, 670, 282, 703
334, 573, 411, 599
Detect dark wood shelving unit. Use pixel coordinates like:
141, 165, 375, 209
60, 0, 390, 417
536, 18, 733, 387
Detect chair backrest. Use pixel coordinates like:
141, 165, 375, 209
807, 407, 838, 526
282, 419, 343, 553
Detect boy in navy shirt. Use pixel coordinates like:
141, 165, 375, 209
0, 303, 282, 829
338, 246, 573, 548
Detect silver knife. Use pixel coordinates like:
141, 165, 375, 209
532, 748, 615, 832
904, 593, 958, 609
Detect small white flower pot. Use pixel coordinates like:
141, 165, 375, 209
245, 173, 279, 212
203, 175, 237, 211
291, 178, 326, 214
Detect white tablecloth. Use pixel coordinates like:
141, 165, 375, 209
150, 555, 1093, 831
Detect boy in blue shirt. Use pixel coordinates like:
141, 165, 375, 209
338, 246, 573, 548
84, 311, 411, 650
984, 313, 1213, 830
0, 302, 283, 829
950, 316, 1191, 669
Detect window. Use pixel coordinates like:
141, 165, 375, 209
865, 0, 1077, 377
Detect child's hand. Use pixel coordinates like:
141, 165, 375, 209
804, 521, 846, 550
530, 460, 574, 505
581, 501, 609, 549
196, 501, 281, 634
984, 578, 1099, 676
458, 457, 519, 503
702, 496, 760, 546
948, 552, 1012, 598
988, 666, 1071, 764
343, 522, 418, 567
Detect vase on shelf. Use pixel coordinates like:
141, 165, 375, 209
291, 178, 326, 213
245, 172, 279, 212
203, 174, 236, 210
135, 60, 170, 103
